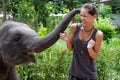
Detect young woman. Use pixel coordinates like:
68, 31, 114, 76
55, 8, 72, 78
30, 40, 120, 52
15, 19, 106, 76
60, 3, 103, 80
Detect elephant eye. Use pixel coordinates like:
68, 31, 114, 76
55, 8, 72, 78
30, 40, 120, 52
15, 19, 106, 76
14, 36, 21, 42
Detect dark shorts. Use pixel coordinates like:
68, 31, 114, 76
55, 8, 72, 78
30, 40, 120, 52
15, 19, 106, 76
68, 74, 97, 80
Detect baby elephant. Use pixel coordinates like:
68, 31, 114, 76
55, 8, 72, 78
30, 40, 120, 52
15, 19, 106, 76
0, 21, 38, 80
0, 9, 80, 80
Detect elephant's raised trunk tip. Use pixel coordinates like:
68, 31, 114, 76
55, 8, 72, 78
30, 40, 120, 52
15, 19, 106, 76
72, 9, 81, 13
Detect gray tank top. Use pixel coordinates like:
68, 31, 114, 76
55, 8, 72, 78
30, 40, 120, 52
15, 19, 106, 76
69, 23, 98, 79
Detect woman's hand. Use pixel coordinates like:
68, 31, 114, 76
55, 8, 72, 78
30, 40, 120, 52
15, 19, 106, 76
87, 39, 95, 48
60, 32, 69, 41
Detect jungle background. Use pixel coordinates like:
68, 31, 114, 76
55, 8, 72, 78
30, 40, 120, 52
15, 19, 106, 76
0, 0, 120, 80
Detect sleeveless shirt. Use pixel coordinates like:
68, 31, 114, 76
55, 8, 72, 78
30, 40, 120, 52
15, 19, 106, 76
69, 23, 98, 79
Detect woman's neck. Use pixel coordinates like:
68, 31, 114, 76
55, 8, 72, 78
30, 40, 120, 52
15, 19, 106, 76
83, 24, 94, 32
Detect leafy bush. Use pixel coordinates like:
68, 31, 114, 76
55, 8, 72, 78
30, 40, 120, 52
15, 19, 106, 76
46, 16, 63, 32
94, 17, 116, 41
97, 39, 120, 80
38, 27, 47, 36
16, 0, 38, 31
98, 4, 112, 18
114, 1, 120, 14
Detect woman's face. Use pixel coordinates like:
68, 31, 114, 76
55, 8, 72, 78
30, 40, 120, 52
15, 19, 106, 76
80, 8, 96, 27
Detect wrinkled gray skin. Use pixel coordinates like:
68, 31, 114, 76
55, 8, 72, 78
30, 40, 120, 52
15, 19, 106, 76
0, 9, 80, 80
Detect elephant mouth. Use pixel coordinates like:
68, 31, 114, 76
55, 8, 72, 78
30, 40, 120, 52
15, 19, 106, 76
27, 50, 34, 55
20, 50, 36, 64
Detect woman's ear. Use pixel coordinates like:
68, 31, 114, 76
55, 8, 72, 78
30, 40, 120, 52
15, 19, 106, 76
93, 14, 97, 19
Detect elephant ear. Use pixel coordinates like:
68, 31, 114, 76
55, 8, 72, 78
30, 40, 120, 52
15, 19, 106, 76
33, 9, 80, 53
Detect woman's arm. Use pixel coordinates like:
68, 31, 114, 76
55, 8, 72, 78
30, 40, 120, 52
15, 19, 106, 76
87, 30, 103, 60
60, 23, 77, 51
67, 23, 77, 50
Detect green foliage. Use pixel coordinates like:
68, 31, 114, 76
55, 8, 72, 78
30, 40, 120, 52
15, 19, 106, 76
47, 0, 92, 14
0, 0, 39, 31
98, 4, 112, 18
115, 1, 120, 14
94, 17, 116, 41
46, 16, 63, 32
74, 14, 81, 23
6, 0, 20, 14
38, 27, 47, 36
1, 0, 93, 30
31, 0, 50, 27
15, 0, 38, 31
97, 39, 120, 80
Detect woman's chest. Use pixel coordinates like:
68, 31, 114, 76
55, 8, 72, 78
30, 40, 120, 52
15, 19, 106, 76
74, 32, 88, 49
78, 30, 92, 41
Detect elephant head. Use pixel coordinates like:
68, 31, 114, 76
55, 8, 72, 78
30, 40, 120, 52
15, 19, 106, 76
0, 9, 80, 66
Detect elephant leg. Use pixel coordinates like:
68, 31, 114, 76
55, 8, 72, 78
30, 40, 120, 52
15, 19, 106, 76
6, 66, 19, 80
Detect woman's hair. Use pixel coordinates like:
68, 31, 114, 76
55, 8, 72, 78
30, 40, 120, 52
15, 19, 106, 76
82, 3, 98, 16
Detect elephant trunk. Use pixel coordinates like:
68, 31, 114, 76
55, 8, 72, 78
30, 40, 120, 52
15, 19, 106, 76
34, 9, 80, 53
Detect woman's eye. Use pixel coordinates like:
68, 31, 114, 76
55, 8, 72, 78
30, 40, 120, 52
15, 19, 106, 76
80, 15, 83, 17
80, 14, 89, 18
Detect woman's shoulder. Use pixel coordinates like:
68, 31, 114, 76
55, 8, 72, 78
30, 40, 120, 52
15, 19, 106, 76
96, 29, 103, 36
70, 23, 82, 30
70, 23, 78, 33
95, 29, 103, 39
